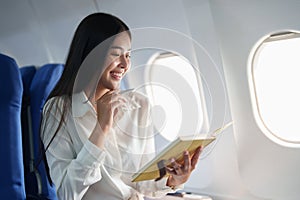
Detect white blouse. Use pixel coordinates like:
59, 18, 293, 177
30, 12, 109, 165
41, 91, 176, 200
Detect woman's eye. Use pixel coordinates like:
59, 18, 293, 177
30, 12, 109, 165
111, 53, 120, 57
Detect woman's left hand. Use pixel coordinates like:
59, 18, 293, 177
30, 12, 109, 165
165, 146, 203, 188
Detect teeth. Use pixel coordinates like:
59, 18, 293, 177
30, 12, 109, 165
111, 72, 122, 77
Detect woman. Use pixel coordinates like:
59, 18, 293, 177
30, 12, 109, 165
41, 12, 202, 200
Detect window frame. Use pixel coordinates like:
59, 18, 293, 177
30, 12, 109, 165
145, 51, 209, 142
249, 30, 300, 147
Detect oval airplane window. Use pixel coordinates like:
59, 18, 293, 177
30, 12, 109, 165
146, 52, 204, 142
250, 31, 300, 145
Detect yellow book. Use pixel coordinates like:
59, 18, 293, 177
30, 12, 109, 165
131, 121, 233, 182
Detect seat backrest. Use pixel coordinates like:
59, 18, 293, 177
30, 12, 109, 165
0, 53, 26, 199
30, 63, 63, 199
20, 65, 42, 199
21, 63, 63, 199
20, 66, 36, 175
30, 63, 64, 161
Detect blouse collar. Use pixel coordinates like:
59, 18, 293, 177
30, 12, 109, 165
72, 91, 96, 118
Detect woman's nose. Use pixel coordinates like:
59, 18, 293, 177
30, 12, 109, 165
119, 54, 130, 69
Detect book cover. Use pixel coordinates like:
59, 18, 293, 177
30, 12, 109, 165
131, 121, 233, 182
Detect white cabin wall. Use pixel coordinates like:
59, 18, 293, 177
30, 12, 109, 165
0, 0, 97, 67
210, 0, 300, 199
181, 1, 255, 199
97, 0, 190, 33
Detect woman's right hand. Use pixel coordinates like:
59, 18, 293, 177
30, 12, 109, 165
89, 90, 126, 149
95, 90, 126, 134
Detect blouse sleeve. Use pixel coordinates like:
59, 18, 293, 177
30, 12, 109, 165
41, 101, 106, 200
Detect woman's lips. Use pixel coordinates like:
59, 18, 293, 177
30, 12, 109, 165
110, 71, 123, 80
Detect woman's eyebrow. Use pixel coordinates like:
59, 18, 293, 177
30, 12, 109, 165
110, 46, 131, 51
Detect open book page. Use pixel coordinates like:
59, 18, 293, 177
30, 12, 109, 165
131, 121, 233, 182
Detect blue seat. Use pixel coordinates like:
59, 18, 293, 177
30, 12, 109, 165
0, 54, 26, 199
21, 63, 63, 199
20, 66, 42, 199
20, 66, 36, 176
30, 63, 63, 199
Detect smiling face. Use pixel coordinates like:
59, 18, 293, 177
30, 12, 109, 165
97, 32, 131, 93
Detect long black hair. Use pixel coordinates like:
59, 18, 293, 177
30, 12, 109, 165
40, 12, 130, 183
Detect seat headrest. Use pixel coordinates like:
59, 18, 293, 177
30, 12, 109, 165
0, 53, 26, 199
0, 54, 23, 105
